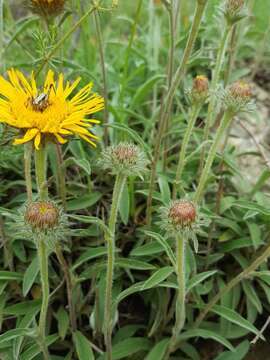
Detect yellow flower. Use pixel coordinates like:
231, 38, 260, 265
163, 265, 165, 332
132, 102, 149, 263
0, 69, 104, 149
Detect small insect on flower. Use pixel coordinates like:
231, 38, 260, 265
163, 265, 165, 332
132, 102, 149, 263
0, 69, 104, 149
99, 142, 148, 177
27, 0, 66, 18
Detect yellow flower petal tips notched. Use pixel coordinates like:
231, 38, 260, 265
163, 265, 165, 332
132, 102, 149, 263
0, 69, 104, 149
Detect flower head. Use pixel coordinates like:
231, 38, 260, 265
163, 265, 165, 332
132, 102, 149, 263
222, 0, 247, 24
99, 142, 148, 177
159, 199, 207, 252
27, 0, 65, 18
220, 80, 254, 114
190, 75, 209, 105
0, 69, 104, 149
25, 201, 59, 231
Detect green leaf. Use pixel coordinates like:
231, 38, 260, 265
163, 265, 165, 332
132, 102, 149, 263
119, 182, 130, 225
144, 339, 169, 360
0, 271, 23, 281
131, 75, 164, 108
0, 328, 33, 344
130, 242, 164, 257
212, 305, 263, 338
158, 175, 171, 205
187, 270, 217, 293
73, 331, 95, 360
20, 334, 58, 360
214, 340, 249, 360
116, 258, 156, 270
142, 230, 176, 266
23, 256, 39, 297
67, 193, 102, 211
56, 307, 70, 340
98, 338, 151, 360
178, 329, 234, 351
72, 247, 107, 270
141, 267, 174, 291
242, 280, 263, 313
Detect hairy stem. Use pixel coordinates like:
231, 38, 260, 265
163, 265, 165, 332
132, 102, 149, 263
146, 0, 208, 225
93, 7, 109, 145
24, 143, 33, 202
172, 104, 201, 199
35, 145, 50, 358
195, 241, 270, 328
104, 173, 127, 360
165, 234, 186, 358
55, 144, 67, 211
35, 145, 48, 201
198, 23, 232, 175
36, 235, 50, 360
194, 110, 234, 204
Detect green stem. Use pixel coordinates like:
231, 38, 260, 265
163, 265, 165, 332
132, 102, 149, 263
146, 0, 208, 225
93, 7, 109, 145
35, 145, 48, 201
55, 144, 67, 211
172, 104, 201, 199
24, 143, 33, 202
194, 110, 234, 204
104, 173, 127, 360
198, 23, 232, 175
37, 235, 50, 360
34, 145, 50, 359
195, 241, 270, 328
35, 1, 100, 76
165, 234, 186, 358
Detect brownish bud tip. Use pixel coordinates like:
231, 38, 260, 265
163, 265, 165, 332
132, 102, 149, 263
29, 0, 65, 17
226, 0, 245, 12
193, 75, 209, 94
229, 80, 252, 100
112, 144, 138, 165
25, 201, 59, 231
169, 200, 196, 228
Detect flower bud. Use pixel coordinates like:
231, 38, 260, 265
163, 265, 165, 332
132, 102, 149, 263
223, 0, 246, 24
99, 142, 148, 177
168, 200, 196, 229
25, 201, 59, 231
221, 80, 254, 114
28, 0, 65, 18
229, 80, 251, 100
191, 75, 209, 105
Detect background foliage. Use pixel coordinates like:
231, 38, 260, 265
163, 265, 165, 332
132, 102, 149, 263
0, 0, 270, 359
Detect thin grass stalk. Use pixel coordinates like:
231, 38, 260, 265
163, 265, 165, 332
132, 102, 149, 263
163, 0, 176, 169
172, 104, 201, 199
195, 241, 270, 328
198, 23, 232, 175
194, 110, 234, 204
35, 1, 100, 76
0, 0, 4, 72
165, 234, 187, 359
93, 8, 109, 145
104, 173, 127, 360
55, 243, 77, 331
146, 0, 208, 225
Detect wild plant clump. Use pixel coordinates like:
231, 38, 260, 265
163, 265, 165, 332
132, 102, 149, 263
0, 1, 269, 359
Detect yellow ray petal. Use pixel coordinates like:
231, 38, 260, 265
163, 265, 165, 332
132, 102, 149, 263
34, 132, 41, 150
13, 128, 39, 145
